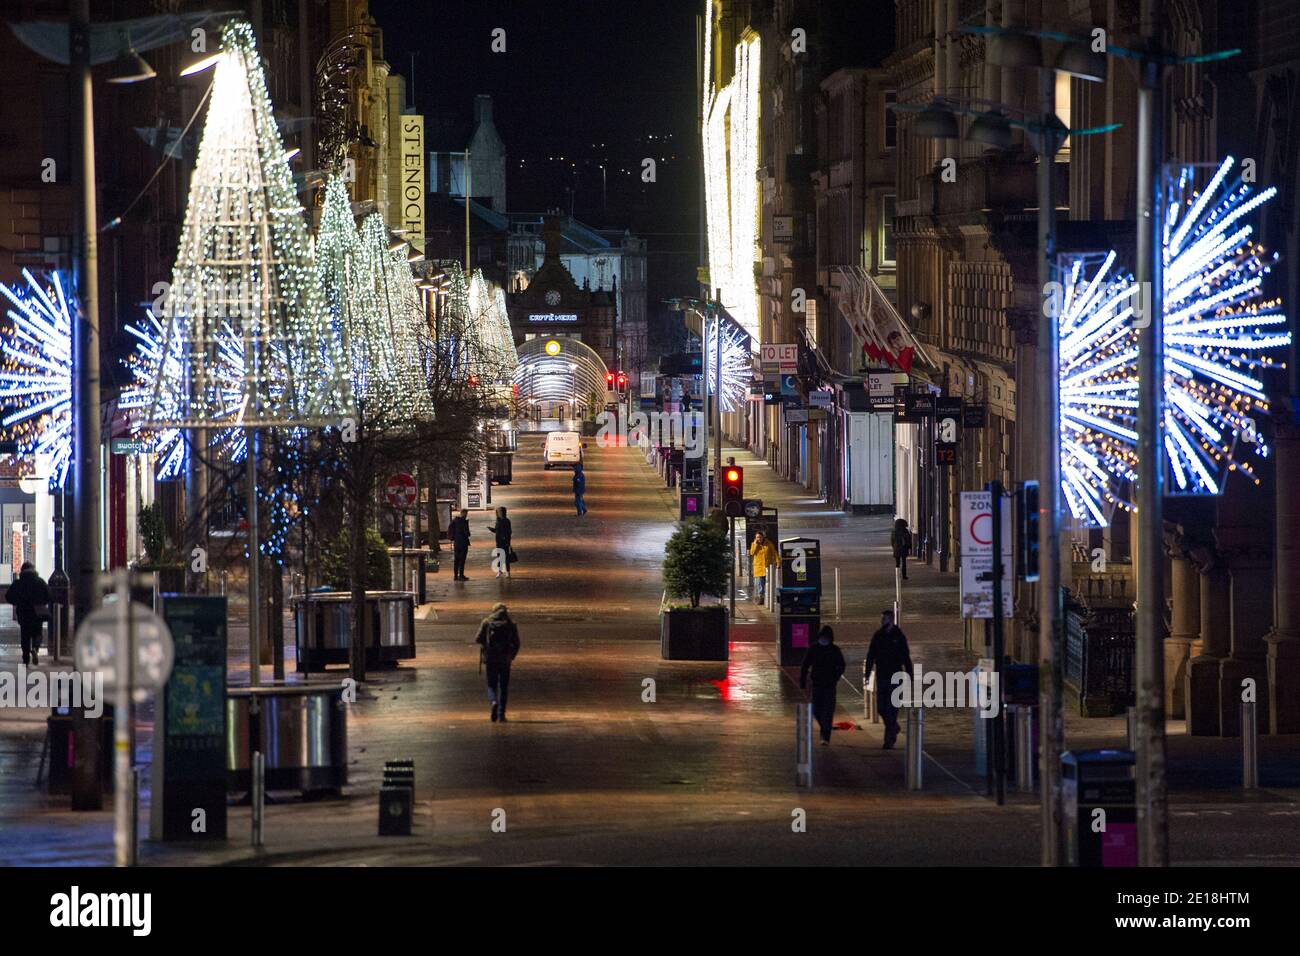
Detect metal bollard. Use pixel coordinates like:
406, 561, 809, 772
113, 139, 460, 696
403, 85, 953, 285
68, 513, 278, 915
1015, 706, 1035, 792
1242, 699, 1258, 789
905, 707, 924, 790
834, 567, 840, 619
251, 751, 265, 847
1126, 705, 1136, 750
767, 567, 776, 612
795, 702, 813, 788
894, 567, 902, 626
863, 659, 880, 723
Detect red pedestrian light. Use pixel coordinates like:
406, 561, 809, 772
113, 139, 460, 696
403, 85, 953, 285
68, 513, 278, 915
722, 466, 744, 516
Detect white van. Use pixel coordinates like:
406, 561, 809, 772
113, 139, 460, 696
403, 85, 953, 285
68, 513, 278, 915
543, 431, 583, 469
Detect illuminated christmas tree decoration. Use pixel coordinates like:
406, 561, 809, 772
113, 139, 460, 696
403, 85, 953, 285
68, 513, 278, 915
141, 19, 351, 432
0, 269, 74, 488
705, 319, 752, 414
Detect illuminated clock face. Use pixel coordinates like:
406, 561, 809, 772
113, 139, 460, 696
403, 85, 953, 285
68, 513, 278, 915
544, 289, 561, 307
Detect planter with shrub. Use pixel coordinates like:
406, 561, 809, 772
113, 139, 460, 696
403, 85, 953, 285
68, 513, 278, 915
660, 517, 729, 660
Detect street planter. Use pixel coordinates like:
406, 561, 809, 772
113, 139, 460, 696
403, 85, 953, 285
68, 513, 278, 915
660, 605, 729, 661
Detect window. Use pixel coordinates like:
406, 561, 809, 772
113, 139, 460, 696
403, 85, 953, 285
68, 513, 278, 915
880, 194, 896, 267
1055, 72, 1072, 161
883, 91, 897, 150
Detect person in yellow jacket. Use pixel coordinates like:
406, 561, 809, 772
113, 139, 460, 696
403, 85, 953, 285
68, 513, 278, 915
749, 531, 779, 602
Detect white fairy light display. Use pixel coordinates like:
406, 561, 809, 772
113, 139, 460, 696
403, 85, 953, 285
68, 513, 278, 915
1057, 156, 1290, 525
1159, 156, 1289, 494
0, 269, 74, 488
705, 318, 752, 414
141, 19, 351, 432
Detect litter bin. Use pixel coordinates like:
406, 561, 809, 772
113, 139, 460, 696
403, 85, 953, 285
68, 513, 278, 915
1061, 749, 1137, 867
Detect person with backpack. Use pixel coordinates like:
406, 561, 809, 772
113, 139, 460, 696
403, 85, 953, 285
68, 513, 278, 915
487, 506, 514, 578
6, 562, 51, 666
474, 603, 520, 722
865, 609, 915, 749
890, 517, 913, 580
799, 625, 846, 744
448, 509, 471, 580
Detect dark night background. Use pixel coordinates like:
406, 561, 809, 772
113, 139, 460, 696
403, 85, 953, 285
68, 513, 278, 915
371, 0, 705, 314
370, 0, 893, 347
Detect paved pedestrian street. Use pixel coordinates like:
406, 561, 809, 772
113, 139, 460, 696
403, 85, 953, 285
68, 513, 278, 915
2, 434, 1296, 867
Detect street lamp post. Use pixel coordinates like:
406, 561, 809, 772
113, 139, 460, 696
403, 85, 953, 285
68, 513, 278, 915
69, 0, 105, 812
1134, 0, 1169, 867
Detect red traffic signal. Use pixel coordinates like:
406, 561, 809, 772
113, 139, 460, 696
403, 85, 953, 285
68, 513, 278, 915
606, 372, 615, 387
722, 466, 744, 517
617, 371, 627, 389
467, 374, 480, 386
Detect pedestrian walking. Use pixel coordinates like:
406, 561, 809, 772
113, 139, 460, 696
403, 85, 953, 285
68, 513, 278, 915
474, 602, 520, 722
890, 517, 912, 580
864, 609, 914, 749
748, 530, 778, 602
488, 506, 514, 578
6, 562, 51, 666
799, 625, 846, 744
449, 509, 472, 580
573, 464, 587, 516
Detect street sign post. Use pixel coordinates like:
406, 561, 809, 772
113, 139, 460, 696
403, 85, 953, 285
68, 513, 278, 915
74, 571, 175, 867
385, 474, 417, 587
959, 491, 1013, 619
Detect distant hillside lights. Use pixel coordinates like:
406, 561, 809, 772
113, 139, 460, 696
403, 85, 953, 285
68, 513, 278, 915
596, 410, 703, 459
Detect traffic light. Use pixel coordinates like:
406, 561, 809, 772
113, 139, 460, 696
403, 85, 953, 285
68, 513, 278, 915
617, 371, 627, 391
606, 371, 615, 388
1019, 480, 1040, 582
721, 466, 744, 517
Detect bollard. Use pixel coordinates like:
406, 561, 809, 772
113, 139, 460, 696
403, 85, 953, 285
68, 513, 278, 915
411, 569, 419, 596
894, 567, 902, 626
834, 567, 841, 619
767, 567, 776, 612
1126, 705, 1136, 750
1242, 700, 1258, 789
905, 707, 924, 790
251, 751, 265, 848
1015, 706, 1035, 792
795, 702, 813, 788
863, 659, 880, 723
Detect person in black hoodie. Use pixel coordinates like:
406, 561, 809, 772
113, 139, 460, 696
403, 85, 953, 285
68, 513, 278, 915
865, 609, 915, 749
474, 603, 520, 721
448, 509, 471, 580
799, 625, 846, 744
487, 506, 513, 578
6, 562, 50, 666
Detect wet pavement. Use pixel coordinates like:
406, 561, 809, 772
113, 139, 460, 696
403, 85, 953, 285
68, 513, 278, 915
0, 432, 1297, 866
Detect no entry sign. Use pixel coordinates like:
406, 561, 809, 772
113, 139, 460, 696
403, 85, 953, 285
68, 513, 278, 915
385, 473, 417, 509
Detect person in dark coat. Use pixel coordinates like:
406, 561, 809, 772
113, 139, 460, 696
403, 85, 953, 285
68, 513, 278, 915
864, 609, 914, 749
6, 562, 50, 666
890, 518, 912, 579
448, 509, 472, 580
487, 506, 513, 578
572, 465, 587, 516
474, 603, 520, 721
799, 625, 846, 744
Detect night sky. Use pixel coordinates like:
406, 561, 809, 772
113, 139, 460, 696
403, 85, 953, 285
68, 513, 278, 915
370, 0, 705, 310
